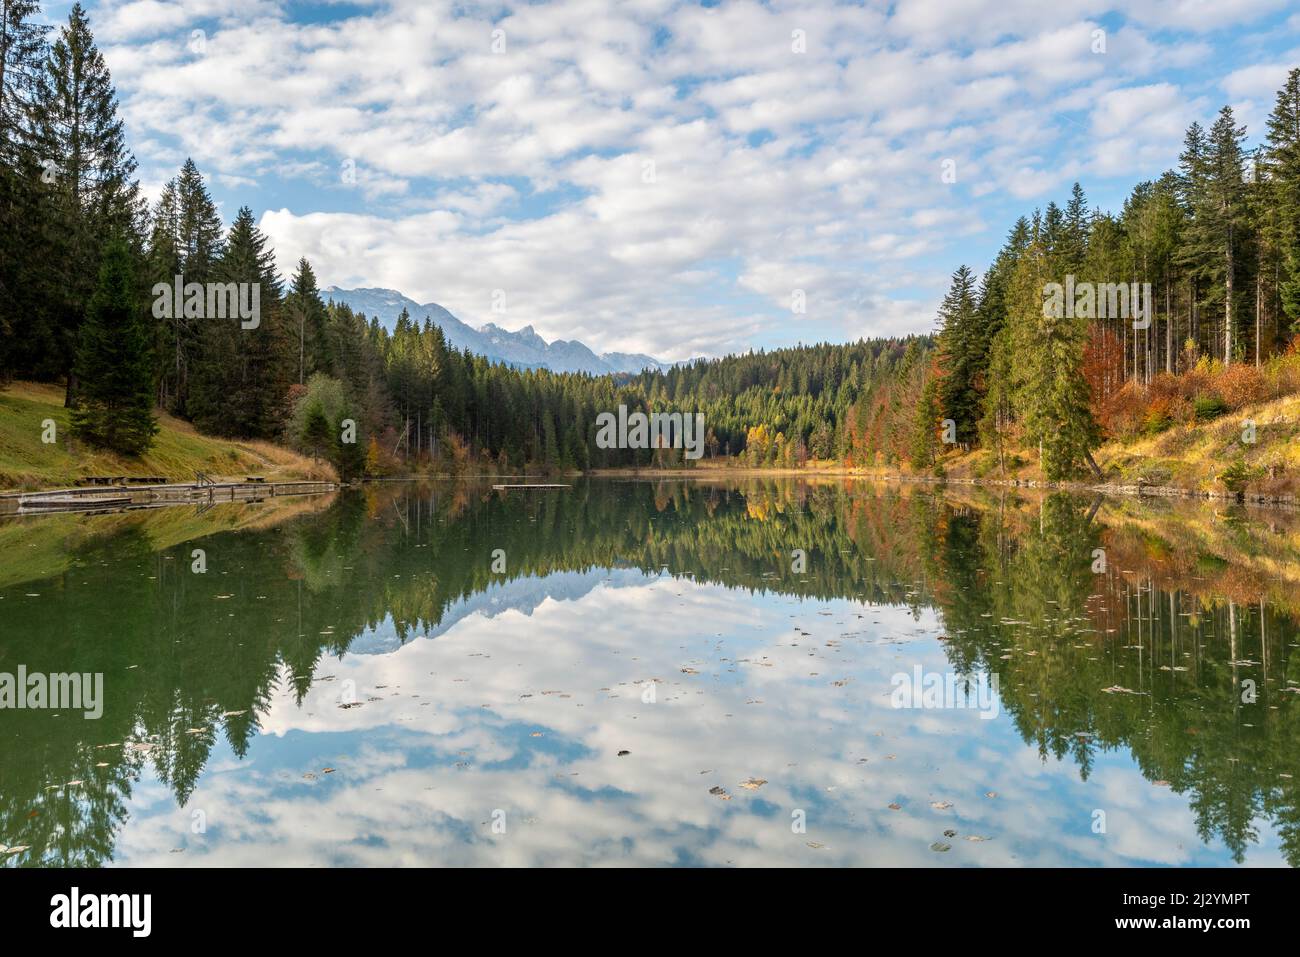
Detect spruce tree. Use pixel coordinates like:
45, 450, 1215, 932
1204, 107, 1248, 363
37, 3, 143, 403
286, 258, 331, 383
1265, 68, 1300, 329
301, 403, 331, 462
189, 206, 290, 439
0, 0, 49, 380
70, 236, 157, 455
0, 0, 45, 163
935, 265, 979, 446
1010, 232, 1100, 480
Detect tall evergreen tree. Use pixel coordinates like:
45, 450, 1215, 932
1265, 68, 1300, 329
0, 0, 49, 380
935, 264, 980, 447
1010, 230, 1100, 480
286, 258, 331, 384
69, 236, 157, 455
189, 206, 290, 439
0, 0, 44, 161
1203, 106, 1249, 363
1060, 182, 1090, 273
36, 2, 142, 403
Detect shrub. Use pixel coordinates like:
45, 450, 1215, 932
1216, 363, 1267, 409
1218, 457, 1265, 496
1193, 393, 1228, 421
1141, 396, 1174, 435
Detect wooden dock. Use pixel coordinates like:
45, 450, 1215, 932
0, 479, 338, 516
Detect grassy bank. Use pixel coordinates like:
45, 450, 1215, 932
0, 382, 335, 490
924, 390, 1300, 501
591, 389, 1300, 504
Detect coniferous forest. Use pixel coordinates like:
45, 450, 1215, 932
4, 4, 1300, 486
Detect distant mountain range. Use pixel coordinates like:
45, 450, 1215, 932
323, 286, 670, 376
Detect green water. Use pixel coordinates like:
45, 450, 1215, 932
1, 478, 1298, 866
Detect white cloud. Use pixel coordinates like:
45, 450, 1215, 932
85, 0, 1297, 357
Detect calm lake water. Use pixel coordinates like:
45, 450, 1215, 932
2, 477, 1298, 867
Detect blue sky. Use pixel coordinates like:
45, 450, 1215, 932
54, 0, 1300, 360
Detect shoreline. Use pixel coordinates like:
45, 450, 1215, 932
0, 479, 339, 517
6, 466, 1297, 514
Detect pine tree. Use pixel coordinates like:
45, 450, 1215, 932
146, 177, 181, 406
1178, 121, 1212, 355
189, 206, 290, 439
1265, 68, 1300, 329
335, 428, 364, 481
301, 403, 330, 462
910, 374, 940, 470
1010, 233, 1100, 480
935, 265, 979, 446
0, 0, 51, 380
1204, 107, 1249, 363
175, 158, 223, 278
69, 236, 157, 455
36, 3, 143, 404
0, 0, 45, 163
286, 258, 330, 384
156, 159, 224, 415
1061, 182, 1090, 273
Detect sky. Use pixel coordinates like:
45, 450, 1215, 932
53, 0, 1300, 361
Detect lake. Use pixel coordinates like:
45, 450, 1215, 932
1, 477, 1298, 867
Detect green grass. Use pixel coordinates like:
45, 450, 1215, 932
0, 382, 333, 490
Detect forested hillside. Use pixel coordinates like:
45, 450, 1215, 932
3, 3, 1300, 490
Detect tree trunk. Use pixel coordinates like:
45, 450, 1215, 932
1165, 279, 1173, 373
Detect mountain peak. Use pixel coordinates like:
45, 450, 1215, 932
324, 287, 669, 376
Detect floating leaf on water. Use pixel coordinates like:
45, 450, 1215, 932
739, 778, 767, 790
530, 732, 544, 738
965, 835, 990, 842
322, 768, 335, 774
806, 842, 825, 849
1153, 780, 1170, 787
929, 842, 951, 852
943, 829, 957, 837
708, 786, 731, 800
221, 710, 247, 717
930, 801, 952, 810
985, 791, 998, 798
887, 803, 901, 810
